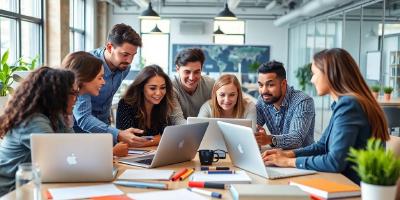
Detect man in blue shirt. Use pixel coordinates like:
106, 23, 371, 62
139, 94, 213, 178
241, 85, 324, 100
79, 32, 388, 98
73, 23, 147, 147
255, 60, 315, 149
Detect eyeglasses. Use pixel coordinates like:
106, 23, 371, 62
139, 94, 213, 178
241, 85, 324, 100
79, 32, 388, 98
69, 89, 79, 97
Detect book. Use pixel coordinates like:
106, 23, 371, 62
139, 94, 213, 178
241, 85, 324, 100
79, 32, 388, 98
191, 170, 251, 184
289, 178, 361, 199
117, 169, 174, 181
127, 188, 208, 200
230, 184, 310, 200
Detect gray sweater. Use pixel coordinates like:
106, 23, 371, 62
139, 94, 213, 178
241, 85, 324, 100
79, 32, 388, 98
0, 113, 73, 196
172, 75, 215, 118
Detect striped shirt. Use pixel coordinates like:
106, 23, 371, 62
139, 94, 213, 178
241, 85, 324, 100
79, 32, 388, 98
256, 86, 315, 149
72, 47, 130, 143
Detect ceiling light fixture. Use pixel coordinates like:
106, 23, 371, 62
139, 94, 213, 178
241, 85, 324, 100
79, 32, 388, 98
215, 2, 237, 20
150, 24, 163, 34
213, 26, 225, 35
139, 2, 160, 20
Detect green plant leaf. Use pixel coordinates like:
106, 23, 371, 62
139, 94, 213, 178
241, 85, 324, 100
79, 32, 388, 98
1, 49, 9, 65
3, 63, 9, 76
12, 74, 23, 82
0, 72, 6, 82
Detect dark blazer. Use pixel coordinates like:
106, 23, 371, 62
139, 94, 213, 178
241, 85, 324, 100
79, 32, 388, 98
294, 95, 372, 184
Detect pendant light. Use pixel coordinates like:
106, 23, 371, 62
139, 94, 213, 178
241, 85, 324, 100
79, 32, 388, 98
139, 2, 160, 20
215, 2, 237, 20
213, 26, 225, 35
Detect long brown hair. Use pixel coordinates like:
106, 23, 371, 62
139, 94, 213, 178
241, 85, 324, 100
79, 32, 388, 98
61, 51, 103, 88
211, 74, 246, 118
123, 65, 174, 130
313, 48, 389, 141
0, 67, 75, 138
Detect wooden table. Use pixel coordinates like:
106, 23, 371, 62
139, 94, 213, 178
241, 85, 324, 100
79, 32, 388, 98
2, 153, 361, 200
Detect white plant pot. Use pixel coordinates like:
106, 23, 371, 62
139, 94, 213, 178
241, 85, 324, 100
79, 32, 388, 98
361, 182, 397, 200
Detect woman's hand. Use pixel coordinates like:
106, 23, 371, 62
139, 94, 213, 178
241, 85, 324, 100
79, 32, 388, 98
140, 134, 161, 147
113, 142, 129, 157
262, 149, 296, 167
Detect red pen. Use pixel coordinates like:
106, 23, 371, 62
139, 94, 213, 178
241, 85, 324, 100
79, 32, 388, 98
188, 181, 228, 189
171, 168, 188, 181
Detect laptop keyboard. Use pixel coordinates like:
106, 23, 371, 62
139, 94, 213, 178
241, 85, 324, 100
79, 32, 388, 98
136, 158, 153, 165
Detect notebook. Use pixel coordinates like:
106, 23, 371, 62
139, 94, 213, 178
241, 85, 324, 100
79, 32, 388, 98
191, 170, 252, 184
117, 169, 174, 181
127, 189, 208, 200
289, 178, 361, 199
230, 184, 310, 200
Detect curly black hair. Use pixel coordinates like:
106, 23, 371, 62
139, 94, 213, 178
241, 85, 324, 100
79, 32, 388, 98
0, 67, 75, 138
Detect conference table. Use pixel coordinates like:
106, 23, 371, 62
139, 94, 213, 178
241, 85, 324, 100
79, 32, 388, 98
2, 152, 361, 200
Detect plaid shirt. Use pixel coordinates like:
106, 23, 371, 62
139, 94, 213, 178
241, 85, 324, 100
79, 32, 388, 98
256, 86, 315, 149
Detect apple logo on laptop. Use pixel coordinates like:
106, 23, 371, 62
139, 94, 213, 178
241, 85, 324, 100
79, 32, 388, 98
237, 144, 244, 154
178, 140, 185, 149
66, 153, 77, 165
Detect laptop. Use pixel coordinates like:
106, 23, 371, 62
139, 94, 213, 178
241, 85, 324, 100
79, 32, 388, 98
31, 134, 114, 182
119, 122, 209, 168
217, 121, 316, 179
187, 117, 252, 152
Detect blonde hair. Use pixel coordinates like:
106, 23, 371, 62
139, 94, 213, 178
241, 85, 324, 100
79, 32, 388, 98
313, 48, 389, 141
211, 74, 246, 118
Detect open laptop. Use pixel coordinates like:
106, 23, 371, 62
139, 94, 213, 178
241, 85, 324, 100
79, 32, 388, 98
187, 117, 252, 152
119, 122, 209, 168
31, 134, 114, 183
217, 121, 316, 179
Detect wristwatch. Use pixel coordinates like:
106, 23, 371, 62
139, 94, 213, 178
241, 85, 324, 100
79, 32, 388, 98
271, 136, 277, 147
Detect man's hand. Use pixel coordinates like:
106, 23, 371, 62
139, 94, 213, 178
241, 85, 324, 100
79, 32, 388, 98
118, 128, 147, 147
261, 149, 296, 167
255, 125, 272, 145
139, 134, 161, 147
113, 142, 129, 157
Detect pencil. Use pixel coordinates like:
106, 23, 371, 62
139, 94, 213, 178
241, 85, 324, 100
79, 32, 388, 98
179, 168, 195, 181
171, 168, 188, 181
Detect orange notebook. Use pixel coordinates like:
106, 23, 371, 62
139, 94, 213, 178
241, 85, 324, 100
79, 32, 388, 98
289, 178, 361, 199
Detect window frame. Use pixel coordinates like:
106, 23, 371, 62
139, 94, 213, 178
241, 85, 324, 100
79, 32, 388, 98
69, 0, 86, 52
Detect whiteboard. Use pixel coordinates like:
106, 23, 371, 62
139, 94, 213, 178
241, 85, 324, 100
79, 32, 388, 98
366, 51, 381, 81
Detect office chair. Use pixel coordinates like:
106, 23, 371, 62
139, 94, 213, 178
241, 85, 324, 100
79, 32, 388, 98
383, 106, 400, 136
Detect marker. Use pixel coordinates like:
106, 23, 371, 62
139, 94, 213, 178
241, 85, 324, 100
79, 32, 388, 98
188, 181, 229, 189
187, 187, 222, 199
171, 168, 188, 181
205, 170, 235, 174
114, 180, 168, 190
200, 166, 230, 171
179, 168, 194, 181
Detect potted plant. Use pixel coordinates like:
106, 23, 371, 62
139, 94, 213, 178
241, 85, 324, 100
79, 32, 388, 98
295, 63, 312, 92
348, 139, 400, 200
383, 86, 394, 101
370, 85, 381, 99
0, 49, 31, 108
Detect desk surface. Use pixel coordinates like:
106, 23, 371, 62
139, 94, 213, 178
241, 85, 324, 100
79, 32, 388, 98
2, 153, 361, 200
378, 98, 400, 106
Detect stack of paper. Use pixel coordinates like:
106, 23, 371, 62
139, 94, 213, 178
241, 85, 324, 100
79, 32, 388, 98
48, 184, 123, 200
230, 184, 309, 200
117, 169, 174, 181
290, 178, 361, 199
128, 189, 208, 200
191, 170, 252, 184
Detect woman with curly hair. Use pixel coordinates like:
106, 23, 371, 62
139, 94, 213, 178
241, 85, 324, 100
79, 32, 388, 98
116, 65, 185, 147
61, 51, 132, 156
0, 67, 77, 196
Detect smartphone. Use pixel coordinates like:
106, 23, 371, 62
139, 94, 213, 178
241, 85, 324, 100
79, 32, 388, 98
142, 136, 154, 141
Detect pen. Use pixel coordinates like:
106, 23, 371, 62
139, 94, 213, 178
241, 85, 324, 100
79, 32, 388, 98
179, 168, 195, 181
187, 187, 222, 199
205, 170, 235, 174
113, 180, 168, 190
200, 166, 230, 171
188, 181, 229, 189
171, 168, 188, 181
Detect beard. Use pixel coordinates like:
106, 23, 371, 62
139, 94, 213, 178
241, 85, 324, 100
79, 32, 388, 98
262, 93, 282, 105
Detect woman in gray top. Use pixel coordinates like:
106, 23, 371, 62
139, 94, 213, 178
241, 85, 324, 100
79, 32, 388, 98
198, 74, 257, 129
0, 67, 77, 196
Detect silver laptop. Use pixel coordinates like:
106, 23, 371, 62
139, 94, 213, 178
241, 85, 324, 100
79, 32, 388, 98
217, 121, 316, 179
31, 134, 113, 182
119, 122, 209, 168
187, 117, 252, 152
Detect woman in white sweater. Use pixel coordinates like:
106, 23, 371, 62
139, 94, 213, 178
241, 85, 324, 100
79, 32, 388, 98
198, 74, 256, 129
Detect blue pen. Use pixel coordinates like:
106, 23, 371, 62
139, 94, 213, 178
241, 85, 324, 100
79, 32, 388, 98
205, 170, 235, 174
187, 187, 222, 199
113, 180, 168, 190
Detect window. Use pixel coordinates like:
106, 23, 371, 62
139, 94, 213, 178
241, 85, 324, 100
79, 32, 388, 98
214, 21, 245, 45
0, 0, 43, 64
70, 0, 85, 52
139, 19, 170, 73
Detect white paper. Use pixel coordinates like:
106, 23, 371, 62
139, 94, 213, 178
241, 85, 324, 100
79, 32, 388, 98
127, 189, 208, 200
48, 184, 123, 200
191, 170, 252, 183
117, 169, 174, 181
